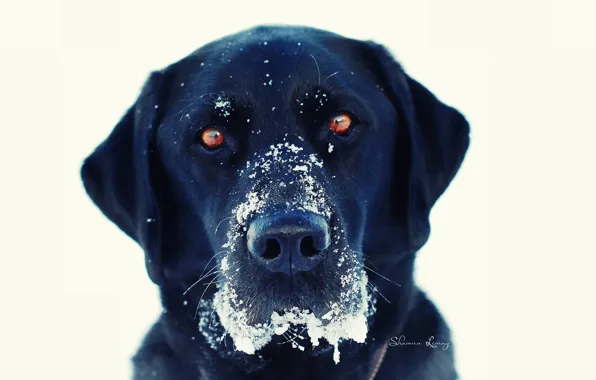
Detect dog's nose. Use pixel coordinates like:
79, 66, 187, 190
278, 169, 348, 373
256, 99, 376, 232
247, 211, 330, 274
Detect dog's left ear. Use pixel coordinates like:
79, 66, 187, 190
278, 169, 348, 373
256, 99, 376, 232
80, 71, 168, 284
361, 42, 470, 251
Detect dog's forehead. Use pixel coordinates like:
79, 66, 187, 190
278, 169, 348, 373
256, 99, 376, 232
180, 41, 338, 97
176, 28, 368, 95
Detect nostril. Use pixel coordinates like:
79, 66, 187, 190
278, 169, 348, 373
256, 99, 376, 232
263, 238, 282, 260
300, 236, 320, 257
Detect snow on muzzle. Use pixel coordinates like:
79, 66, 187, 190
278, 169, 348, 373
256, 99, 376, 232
198, 140, 373, 364
222, 140, 332, 253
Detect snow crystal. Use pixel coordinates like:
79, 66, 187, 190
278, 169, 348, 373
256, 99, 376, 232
220, 256, 229, 273
214, 98, 229, 109
214, 96, 231, 117
264, 60, 269, 63
328, 143, 334, 153
287, 144, 302, 153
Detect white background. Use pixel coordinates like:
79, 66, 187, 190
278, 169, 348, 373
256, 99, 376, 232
1, 0, 595, 379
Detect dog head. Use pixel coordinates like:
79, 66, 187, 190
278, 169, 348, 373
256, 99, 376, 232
81, 26, 469, 364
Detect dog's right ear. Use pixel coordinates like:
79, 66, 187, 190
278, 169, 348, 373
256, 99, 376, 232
358, 41, 470, 253
81, 71, 167, 284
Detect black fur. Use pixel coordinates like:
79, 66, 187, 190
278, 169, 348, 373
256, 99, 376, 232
81, 25, 469, 379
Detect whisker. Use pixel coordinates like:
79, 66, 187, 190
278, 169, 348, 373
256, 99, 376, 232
183, 277, 206, 296
198, 250, 227, 280
209, 293, 226, 318
363, 265, 402, 287
199, 265, 220, 282
194, 273, 221, 319
201, 272, 221, 284
280, 332, 298, 346
363, 254, 381, 271
287, 328, 306, 340
183, 252, 226, 296
214, 216, 235, 235
309, 54, 321, 85
323, 71, 339, 83
368, 282, 390, 304
209, 263, 248, 318
184, 271, 220, 296
175, 93, 220, 123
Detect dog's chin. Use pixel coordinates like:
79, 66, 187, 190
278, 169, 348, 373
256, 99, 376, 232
197, 255, 376, 364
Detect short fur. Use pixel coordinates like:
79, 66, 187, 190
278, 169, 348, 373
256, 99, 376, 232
81, 25, 470, 380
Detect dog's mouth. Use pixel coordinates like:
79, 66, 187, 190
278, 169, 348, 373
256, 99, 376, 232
198, 258, 375, 364
196, 140, 376, 363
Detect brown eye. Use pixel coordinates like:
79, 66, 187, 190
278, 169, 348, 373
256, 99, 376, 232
329, 113, 353, 135
200, 127, 225, 149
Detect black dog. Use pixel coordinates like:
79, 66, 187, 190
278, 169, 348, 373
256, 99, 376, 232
81, 25, 469, 380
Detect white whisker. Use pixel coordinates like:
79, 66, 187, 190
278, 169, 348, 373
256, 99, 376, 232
214, 216, 235, 235
324, 71, 339, 82
195, 273, 221, 319
363, 265, 402, 287
199, 251, 226, 278
183, 251, 226, 296
183, 271, 220, 296
309, 54, 321, 85
368, 282, 390, 304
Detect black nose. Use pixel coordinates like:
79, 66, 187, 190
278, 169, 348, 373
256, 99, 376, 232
247, 211, 331, 274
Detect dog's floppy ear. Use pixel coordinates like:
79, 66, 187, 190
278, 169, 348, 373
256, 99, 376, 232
363, 42, 470, 252
81, 71, 167, 283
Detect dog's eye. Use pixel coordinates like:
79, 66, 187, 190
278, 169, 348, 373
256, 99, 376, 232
329, 113, 353, 135
199, 127, 225, 149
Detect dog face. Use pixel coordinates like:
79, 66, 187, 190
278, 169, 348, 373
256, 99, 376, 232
81, 26, 469, 363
